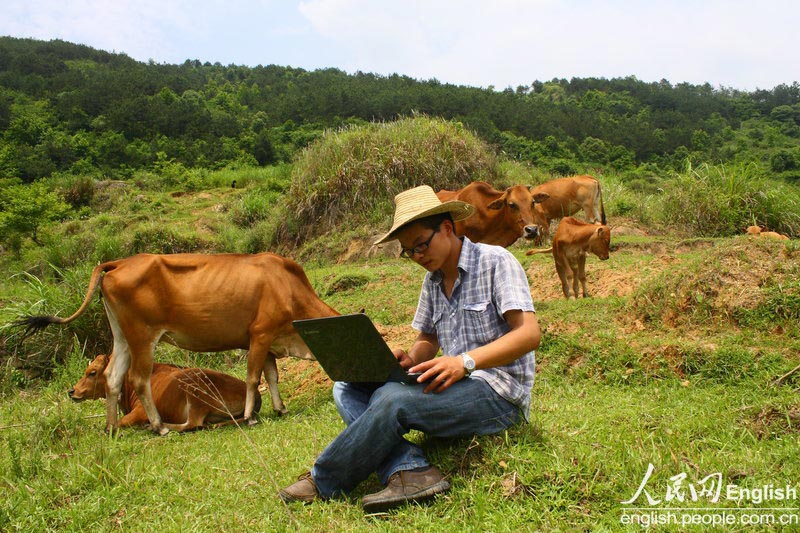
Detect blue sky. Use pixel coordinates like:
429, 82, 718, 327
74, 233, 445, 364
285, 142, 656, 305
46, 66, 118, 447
2, 0, 798, 91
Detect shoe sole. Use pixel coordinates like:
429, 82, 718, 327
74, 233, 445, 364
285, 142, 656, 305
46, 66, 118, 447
278, 490, 316, 504
362, 480, 451, 513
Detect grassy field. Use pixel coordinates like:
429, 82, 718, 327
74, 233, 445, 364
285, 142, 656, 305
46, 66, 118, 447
2, 231, 799, 531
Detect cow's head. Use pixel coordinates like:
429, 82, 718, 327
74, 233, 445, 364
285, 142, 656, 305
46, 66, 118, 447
69, 354, 110, 401
487, 185, 550, 240
589, 226, 612, 260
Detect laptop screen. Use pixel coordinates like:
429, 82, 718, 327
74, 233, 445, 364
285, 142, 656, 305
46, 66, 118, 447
293, 314, 409, 383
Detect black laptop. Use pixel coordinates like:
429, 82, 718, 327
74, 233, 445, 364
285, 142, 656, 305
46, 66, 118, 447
292, 314, 422, 384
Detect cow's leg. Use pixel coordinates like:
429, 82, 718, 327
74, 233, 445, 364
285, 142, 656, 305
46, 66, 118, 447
118, 407, 149, 428
103, 306, 130, 433
584, 201, 597, 224
554, 257, 571, 299
127, 336, 168, 436
578, 256, 589, 298
263, 352, 287, 416
161, 402, 205, 432
558, 255, 578, 300
244, 334, 276, 424
568, 259, 580, 300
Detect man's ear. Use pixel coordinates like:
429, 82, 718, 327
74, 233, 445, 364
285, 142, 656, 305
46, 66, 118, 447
441, 218, 456, 235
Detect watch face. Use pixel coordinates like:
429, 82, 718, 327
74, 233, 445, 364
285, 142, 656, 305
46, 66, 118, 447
463, 354, 476, 370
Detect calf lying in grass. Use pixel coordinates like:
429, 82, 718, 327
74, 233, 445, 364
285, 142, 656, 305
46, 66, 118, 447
69, 354, 260, 432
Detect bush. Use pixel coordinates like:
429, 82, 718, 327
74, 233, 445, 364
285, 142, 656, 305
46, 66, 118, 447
55, 175, 95, 208
0, 181, 71, 248
655, 162, 800, 237
130, 225, 206, 254
1, 266, 111, 379
284, 116, 499, 242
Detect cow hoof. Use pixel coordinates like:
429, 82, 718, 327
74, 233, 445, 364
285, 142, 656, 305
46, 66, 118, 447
247, 417, 260, 427
275, 408, 288, 417
149, 424, 170, 436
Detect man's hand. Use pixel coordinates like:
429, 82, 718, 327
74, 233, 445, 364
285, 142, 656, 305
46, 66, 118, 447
392, 348, 415, 370
410, 355, 466, 394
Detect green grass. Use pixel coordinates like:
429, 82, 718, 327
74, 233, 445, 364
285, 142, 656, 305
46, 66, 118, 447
2, 243, 799, 531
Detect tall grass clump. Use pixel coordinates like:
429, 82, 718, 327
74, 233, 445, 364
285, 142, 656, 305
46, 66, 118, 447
655, 162, 800, 237
1, 265, 111, 380
283, 116, 499, 242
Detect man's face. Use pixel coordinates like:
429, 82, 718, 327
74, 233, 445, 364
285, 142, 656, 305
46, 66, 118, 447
396, 221, 448, 272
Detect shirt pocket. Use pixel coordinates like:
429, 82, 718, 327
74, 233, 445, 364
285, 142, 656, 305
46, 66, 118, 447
462, 301, 493, 345
463, 301, 490, 313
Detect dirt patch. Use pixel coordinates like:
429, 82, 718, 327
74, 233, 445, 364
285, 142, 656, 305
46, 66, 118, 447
627, 237, 800, 329
526, 253, 651, 301
747, 405, 800, 439
374, 323, 418, 349
276, 358, 331, 399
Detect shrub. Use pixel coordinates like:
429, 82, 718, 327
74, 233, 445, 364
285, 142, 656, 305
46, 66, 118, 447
0, 181, 71, 248
229, 189, 281, 228
1, 266, 111, 378
56, 175, 95, 208
283, 116, 499, 242
130, 225, 206, 254
655, 162, 800, 237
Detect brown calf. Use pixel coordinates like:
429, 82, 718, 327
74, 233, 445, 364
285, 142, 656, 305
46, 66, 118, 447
527, 217, 611, 299
530, 175, 606, 235
70, 354, 259, 432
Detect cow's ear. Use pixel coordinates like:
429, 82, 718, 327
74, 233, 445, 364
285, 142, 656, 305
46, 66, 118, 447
101, 353, 110, 365
487, 197, 506, 210
532, 192, 549, 203
596, 227, 605, 236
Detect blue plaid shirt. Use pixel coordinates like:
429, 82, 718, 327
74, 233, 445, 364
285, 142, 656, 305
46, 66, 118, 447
411, 237, 536, 419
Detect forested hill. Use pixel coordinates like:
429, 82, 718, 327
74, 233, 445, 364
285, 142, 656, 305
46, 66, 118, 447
1, 36, 799, 182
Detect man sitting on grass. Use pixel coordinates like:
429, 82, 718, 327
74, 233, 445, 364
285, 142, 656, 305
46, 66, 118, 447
279, 184, 541, 513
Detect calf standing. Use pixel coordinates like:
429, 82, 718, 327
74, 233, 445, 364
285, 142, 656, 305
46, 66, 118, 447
527, 217, 611, 299
69, 354, 260, 432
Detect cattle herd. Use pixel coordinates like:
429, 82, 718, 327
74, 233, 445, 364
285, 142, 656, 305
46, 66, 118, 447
20, 173, 786, 433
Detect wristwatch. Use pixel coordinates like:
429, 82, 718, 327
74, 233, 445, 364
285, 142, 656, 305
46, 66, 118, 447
460, 352, 476, 376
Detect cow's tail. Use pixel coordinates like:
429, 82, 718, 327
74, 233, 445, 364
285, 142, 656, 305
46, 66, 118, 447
13, 261, 117, 337
526, 247, 553, 256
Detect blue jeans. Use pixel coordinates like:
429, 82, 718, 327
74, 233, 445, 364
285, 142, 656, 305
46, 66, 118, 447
310, 378, 521, 498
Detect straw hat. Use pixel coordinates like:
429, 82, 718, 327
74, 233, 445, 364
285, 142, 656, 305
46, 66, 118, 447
374, 185, 475, 244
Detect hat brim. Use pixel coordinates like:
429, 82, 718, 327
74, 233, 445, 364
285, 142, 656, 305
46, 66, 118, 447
373, 200, 475, 245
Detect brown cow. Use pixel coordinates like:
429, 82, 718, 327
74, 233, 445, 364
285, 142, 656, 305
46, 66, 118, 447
530, 175, 606, 235
435, 181, 550, 247
746, 226, 789, 240
70, 354, 259, 432
526, 217, 611, 299
16, 253, 338, 435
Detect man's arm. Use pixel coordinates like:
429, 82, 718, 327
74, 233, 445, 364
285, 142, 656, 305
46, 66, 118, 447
410, 310, 540, 394
392, 331, 440, 369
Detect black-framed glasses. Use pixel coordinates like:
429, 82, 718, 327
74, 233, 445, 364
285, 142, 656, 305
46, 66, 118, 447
400, 228, 438, 259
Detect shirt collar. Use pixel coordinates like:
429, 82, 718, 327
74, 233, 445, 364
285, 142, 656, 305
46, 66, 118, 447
430, 236, 476, 285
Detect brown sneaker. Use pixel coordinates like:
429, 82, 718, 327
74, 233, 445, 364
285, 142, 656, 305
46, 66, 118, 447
362, 466, 450, 513
279, 472, 319, 504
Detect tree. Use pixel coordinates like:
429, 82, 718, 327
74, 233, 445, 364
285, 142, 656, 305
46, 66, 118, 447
0, 181, 71, 250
